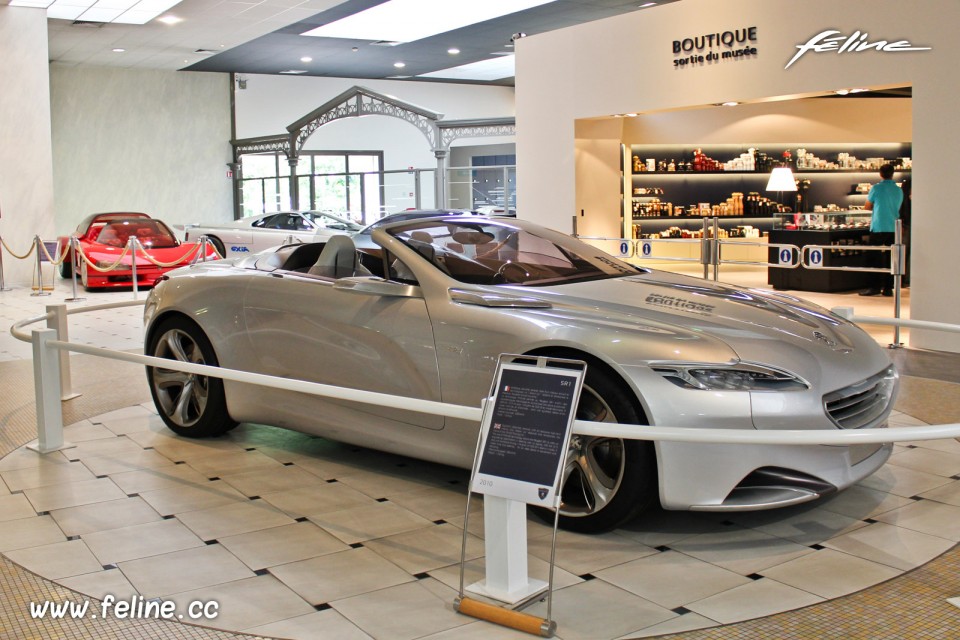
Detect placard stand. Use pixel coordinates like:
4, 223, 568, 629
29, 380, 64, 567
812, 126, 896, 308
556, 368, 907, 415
455, 355, 586, 638
466, 495, 546, 604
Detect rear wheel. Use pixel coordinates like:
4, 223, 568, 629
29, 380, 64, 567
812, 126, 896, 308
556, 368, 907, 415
537, 365, 657, 533
146, 316, 237, 437
208, 236, 226, 259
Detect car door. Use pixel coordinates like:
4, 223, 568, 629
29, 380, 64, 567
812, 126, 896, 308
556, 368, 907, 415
241, 269, 444, 433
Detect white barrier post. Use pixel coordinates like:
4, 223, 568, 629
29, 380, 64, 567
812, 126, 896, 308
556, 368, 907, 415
27, 328, 73, 454
0, 236, 11, 292
47, 304, 81, 401
31, 237, 50, 297
891, 220, 904, 349
65, 237, 85, 302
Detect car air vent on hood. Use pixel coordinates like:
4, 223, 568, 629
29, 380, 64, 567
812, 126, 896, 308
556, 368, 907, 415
449, 289, 551, 309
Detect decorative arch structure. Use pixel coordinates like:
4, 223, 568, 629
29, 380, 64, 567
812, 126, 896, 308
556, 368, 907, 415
231, 85, 516, 214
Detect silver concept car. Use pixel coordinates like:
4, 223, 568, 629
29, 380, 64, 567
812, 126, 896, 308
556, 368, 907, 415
144, 216, 897, 532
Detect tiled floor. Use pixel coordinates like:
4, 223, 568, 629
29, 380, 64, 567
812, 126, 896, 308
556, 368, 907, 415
1, 279, 959, 639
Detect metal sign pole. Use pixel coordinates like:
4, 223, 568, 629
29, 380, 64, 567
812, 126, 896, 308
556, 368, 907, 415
31, 236, 50, 297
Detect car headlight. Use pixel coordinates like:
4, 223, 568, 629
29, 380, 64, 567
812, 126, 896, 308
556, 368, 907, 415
653, 363, 808, 392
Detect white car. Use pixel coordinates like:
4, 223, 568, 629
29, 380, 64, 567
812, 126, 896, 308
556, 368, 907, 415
184, 211, 361, 257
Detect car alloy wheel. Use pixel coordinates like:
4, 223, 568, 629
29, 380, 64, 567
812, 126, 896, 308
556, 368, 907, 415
146, 316, 236, 437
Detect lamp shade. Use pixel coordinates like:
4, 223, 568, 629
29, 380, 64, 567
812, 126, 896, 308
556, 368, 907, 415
766, 167, 798, 191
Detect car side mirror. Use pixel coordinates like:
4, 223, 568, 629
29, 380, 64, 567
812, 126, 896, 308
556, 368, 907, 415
333, 276, 423, 299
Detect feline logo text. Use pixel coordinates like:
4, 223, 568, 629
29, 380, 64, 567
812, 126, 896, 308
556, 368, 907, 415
786, 30, 931, 69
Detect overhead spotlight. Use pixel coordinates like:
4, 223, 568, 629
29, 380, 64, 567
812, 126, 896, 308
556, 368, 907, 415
112, 48, 125, 53
158, 15, 182, 25
720, 101, 740, 107
300, 56, 313, 63
351, 47, 359, 52
394, 61, 406, 68
639, 2, 657, 7
624, 113, 638, 117
447, 47, 460, 55
834, 89, 850, 95
510, 32, 527, 43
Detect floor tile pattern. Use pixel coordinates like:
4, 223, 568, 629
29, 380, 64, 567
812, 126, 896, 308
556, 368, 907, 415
1, 285, 959, 639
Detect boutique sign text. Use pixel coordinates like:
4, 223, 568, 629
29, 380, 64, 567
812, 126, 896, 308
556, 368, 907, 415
785, 30, 932, 69
672, 26, 758, 68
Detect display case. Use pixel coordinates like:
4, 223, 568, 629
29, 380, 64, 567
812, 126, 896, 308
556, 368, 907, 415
767, 210, 876, 293
624, 142, 911, 240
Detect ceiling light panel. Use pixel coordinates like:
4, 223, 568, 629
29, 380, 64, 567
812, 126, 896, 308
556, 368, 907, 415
301, 0, 553, 43
11, 0, 184, 25
418, 54, 515, 81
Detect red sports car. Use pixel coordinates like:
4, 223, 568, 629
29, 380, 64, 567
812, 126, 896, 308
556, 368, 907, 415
56, 212, 218, 289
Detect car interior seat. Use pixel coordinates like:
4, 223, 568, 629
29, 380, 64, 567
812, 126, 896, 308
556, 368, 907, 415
307, 235, 372, 279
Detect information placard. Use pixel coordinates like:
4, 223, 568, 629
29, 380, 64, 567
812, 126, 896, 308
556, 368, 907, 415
471, 362, 585, 507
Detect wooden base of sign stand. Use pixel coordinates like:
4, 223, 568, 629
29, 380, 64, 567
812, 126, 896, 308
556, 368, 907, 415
454, 596, 556, 637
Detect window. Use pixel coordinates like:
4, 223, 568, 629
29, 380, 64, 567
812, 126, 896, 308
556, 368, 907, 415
238, 151, 384, 222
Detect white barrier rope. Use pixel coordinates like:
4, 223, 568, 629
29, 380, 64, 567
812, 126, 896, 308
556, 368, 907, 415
11, 301, 960, 448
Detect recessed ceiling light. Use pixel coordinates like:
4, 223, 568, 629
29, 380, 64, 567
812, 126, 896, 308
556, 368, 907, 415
624, 113, 638, 117
300, 56, 313, 63
639, 2, 657, 7
720, 101, 740, 107
393, 62, 406, 68
351, 47, 359, 52
112, 48, 125, 53
158, 15, 182, 25
301, 0, 552, 43
447, 48, 460, 55
835, 89, 850, 96
280, 70, 309, 74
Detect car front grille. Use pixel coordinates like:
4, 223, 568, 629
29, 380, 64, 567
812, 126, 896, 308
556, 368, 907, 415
823, 367, 896, 429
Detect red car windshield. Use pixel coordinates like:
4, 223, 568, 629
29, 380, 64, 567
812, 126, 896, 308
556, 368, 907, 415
94, 220, 179, 249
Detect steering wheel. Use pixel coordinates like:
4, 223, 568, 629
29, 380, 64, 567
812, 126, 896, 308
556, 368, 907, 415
493, 261, 532, 284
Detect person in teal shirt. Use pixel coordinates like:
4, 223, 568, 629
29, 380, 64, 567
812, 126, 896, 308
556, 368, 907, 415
860, 164, 903, 296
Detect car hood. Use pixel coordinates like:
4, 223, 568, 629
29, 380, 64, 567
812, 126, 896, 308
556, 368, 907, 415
493, 270, 891, 391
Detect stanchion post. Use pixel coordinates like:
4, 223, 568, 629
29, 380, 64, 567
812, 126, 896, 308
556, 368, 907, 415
66, 237, 85, 302
47, 304, 81, 401
700, 218, 710, 280
31, 236, 51, 297
712, 217, 720, 281
0, 235, 12, 292
130, 237, 139, 301
890, 220, 904, 349
27, 328, 73, 454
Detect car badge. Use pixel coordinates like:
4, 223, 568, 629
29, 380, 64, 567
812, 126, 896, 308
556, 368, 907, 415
537, 488, 549, 500
813, 331, 838, 348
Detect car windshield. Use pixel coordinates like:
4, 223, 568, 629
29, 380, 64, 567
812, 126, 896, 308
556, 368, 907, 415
303, 212, 361, 232
95, 220, 179, 249
388, 219, 641, 286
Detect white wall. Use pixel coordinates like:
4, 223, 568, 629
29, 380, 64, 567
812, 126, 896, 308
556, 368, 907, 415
234, 75, 515, 172
516, 0, 959, 352
0, 7, 56, 287
49, 65, 233, 233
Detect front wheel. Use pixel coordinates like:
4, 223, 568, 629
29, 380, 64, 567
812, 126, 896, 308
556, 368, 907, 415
537, 366, 657, 533
146, 316, 237, 437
